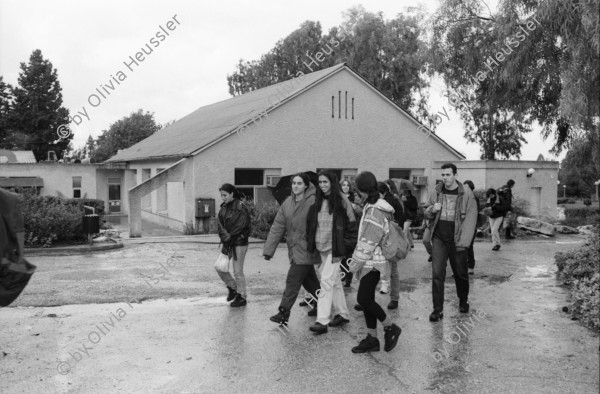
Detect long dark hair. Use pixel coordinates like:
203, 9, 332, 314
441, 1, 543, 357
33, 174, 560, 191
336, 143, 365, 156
384, 179, 400, 198
355, 171, 379, 205
315, 170, 344, 215
219, 183, 243, 199
291, 172, 310, 192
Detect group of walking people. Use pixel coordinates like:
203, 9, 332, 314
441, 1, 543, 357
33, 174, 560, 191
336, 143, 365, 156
213, 166, 515, 354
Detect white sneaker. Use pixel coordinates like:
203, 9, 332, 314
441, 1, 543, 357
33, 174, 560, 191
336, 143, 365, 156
380, 280, 390, 294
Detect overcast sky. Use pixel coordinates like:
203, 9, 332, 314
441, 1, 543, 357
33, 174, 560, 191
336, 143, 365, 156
0, 0, 563, 161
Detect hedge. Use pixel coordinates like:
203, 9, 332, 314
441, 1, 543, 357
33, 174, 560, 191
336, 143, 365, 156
555, 227, 600, 332
18, 192, 105, 247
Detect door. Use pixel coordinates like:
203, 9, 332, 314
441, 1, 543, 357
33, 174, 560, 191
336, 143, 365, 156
108, 177, 122, 214
529, 187, 541, 216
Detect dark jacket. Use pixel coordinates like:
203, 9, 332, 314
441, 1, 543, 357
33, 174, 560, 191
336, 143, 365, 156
263, 184, 320, 265
404, 195, 418, 221
217, 198, 251, 255
485, 194, 508, 219
424, 181, 478, 248
384, 193, 405, 227
499, 185, 513, 211
306, 196, 358, 258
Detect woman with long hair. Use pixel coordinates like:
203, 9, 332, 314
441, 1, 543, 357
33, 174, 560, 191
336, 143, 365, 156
305, 171, 357, 334
263, 173, 321, 324
348, 171, 402, 353
216, 183, 251, 307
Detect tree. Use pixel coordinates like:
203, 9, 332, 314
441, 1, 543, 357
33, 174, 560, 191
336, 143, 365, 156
431, 0, 599, 156
92, 109, 161, 162
6, 49, 71, 160
430, 0, 533, 159
227, 7, 432, 122
559, 131, 600, 198
0, 76, 13, 146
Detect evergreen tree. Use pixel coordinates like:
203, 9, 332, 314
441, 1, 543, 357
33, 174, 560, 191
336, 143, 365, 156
8, 49, 71, 160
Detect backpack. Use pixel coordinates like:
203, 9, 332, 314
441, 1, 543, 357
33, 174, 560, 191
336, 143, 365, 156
381, 214, 410, 263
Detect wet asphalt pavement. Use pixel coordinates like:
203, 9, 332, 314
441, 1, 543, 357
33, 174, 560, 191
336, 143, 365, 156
1, 234, 598, 393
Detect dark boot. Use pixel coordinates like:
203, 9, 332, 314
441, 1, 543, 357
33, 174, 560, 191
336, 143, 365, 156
226, 286, 237, 302
230, 294, 247, 307
270, 307, 290, 324
344, 272, 353, 287
351, 334, 380, 353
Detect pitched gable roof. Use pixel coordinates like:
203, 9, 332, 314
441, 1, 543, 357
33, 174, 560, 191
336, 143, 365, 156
107, 63, 464, 162
0, 150, 37, 163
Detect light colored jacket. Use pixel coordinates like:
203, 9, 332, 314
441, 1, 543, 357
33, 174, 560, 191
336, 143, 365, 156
351, 199, 394, 275
263, 183, 320, 265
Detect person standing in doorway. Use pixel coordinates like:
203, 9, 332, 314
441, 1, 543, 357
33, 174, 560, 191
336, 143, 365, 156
216, 184, 251, 307
306, 171, 357, 334
402, 190, 418, 250
463, 180, 479, 275
424, 164, 478, 322
263, 173, 321, 325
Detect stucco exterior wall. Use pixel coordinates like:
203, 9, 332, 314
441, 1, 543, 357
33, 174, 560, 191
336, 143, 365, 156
0, 163, 98, 199
432, 160, 559, 218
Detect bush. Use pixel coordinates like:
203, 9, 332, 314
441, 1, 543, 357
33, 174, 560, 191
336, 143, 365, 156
19, 192, 86, 247
584, 198, 592, 206
557, 198, 576, 204
564, 207, 600, 219
65, 198, 106, 219
247, 202, 280, 240
555, 228, 600, 332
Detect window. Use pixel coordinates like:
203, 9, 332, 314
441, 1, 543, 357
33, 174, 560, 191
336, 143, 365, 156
73, 176, 82, 198
235, 169, 264, 185
389, 169, 411, 180
142, 169, 151, 208
156, 169, 167, 211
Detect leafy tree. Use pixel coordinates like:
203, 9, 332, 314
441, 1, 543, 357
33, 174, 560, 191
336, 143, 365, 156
92, 109, 161, 162
430, 0, 533, 159
227, 6, 432, 122
431, 0, 599, 156
559, 131, 600, 198
0, 76, 13, 146
6, 49, 71, 160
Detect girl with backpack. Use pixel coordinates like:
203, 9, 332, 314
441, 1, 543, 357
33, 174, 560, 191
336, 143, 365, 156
216, 184, 251, 307
377, 182, 403, 309
305, 171, 358, 334
348, 171, 402, 354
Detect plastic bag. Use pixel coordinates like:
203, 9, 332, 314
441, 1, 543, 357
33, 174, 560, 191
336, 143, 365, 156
214, 253, 230, 273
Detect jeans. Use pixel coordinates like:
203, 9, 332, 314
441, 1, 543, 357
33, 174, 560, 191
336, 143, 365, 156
216, 245, 248, 298
403, 220, 414, 248
383, 261, 400, 301
316, 252, 349, 325
431, 236, 469, 312
489, 216, 504, 247
467, 232, 476, 269
357, 270, 387, 329
280, 263, 320, 311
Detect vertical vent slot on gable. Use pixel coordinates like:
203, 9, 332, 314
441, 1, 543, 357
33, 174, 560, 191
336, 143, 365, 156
338, 91, 341, 119
352, 98, 354, 119
345, 91, 348, 119
331, 96, 334, 118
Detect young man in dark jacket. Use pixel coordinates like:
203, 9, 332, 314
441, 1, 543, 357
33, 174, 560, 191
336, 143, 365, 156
424, 164, 478, 322
499, 179, 516, 239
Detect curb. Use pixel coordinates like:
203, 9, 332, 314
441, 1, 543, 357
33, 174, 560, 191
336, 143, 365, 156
25, 239, 124, 256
